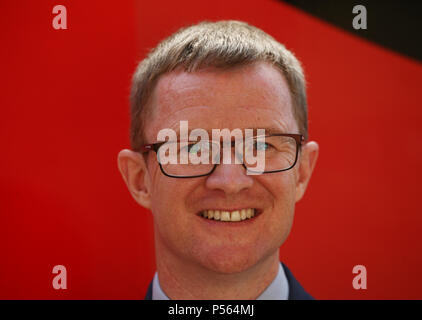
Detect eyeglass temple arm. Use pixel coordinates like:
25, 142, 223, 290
139, 144, 153, 153
139, 143, 163, 153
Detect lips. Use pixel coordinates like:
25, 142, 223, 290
199, 208, 258, 222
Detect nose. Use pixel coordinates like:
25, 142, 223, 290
205, 162, 254, 195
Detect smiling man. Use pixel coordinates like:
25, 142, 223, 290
118, 21, 319, 300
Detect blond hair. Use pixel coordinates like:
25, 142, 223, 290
130, 20, 308, 150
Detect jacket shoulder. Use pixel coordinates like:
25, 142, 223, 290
145, 281, 153, 300
281, 262, 315, 300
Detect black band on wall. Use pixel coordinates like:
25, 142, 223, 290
279, 0, 422, 62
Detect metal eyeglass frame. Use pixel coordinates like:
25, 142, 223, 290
139, 133, 305, 178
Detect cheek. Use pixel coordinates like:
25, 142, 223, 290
150, 176, 182, 220
258, 171, 297, 206
274, 174, 297, 222
257, 173, 297, 241
148, 174, 195, 247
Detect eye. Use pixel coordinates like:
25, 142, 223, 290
254, 141, 270, 151
185, 141, 211, 154
188, 143, 201, 154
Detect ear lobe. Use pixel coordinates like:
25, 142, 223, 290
295, 141, 319, 202
117, 149, 152, 209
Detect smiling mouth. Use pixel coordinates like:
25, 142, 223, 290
198, 208, 260, 222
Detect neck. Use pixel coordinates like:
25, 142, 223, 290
155, 235, 280, 300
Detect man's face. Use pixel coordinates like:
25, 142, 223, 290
140, 62, 313, 273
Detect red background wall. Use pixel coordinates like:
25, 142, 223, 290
1, 0, 421, 299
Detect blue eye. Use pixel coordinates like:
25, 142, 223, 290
254, 141, 269, 151
188, 143, 200, 154
187, 142, 210, 154
189, 144, 200, 153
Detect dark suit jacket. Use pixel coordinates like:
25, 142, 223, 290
144, 262, 314, 300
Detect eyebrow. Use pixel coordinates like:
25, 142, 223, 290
170, 127, 292, 139
173, 127, 286, 136
257, 127, 290, 135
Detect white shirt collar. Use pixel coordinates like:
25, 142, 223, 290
152, 262, 289, 300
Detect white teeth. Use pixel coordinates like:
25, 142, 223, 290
221, 211, 230, 221
231, 211, 241, 222
200, 208, 257, 222
240, 209, 247, 220
214, 210, 221, 220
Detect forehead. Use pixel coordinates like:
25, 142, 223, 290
144, 62, 297, 141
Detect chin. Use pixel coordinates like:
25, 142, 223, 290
196, 246, 263, 275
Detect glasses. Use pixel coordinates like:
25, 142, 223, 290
140, 134, 304, 178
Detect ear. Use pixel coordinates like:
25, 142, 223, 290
295, 141, 319, 202
117, 149, 152, 209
